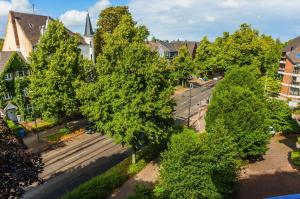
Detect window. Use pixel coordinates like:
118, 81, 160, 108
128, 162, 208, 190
294, 65, 300, 74
23, 89, 27, 97
290, 87, 300, 96
4, 73, 12, 81
26, 104, 33, 114
29, 23, 33, 29
3, 92, 12, 100
17, 70, 26, 77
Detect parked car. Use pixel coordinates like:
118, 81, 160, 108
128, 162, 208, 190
85, 122, 96, 134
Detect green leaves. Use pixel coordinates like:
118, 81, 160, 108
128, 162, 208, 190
194, 24, 283, 80
206, 67, 271, 159
156, 127, 240, 199
29, 20, 82, 121
77, 15, 175, 151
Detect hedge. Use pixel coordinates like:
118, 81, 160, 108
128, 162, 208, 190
61, 144, 162, 199
291, 151, 300, 166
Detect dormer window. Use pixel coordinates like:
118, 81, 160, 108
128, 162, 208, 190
4, 73, 12, 81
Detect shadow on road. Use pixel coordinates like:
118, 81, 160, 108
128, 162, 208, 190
26, 149, 131, 199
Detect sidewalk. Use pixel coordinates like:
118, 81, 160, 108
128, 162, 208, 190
23, 118, 89, 153
108, 160, 160, 199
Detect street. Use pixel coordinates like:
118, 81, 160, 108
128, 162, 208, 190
174, 81, 217, 123
24, 133, 130, 199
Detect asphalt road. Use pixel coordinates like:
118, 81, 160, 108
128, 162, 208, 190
174, 81, 217, 122
24, 134, 130, 199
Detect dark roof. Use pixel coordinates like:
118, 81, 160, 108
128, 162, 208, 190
10, 11, 86, 46
284, 36, 300, 53
0, 51, 25, 72
84, 13, 94, 37
286, 46, 300, 64
171, 41, 198, 56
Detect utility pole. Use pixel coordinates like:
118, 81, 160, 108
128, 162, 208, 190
32, 4, 35, 14
187, 83, 193, 127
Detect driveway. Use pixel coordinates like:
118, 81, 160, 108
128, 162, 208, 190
234, 134, 300, 199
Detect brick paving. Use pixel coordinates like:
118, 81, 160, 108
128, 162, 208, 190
233, 134, 300, 199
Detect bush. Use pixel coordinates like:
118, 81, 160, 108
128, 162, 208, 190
6, 120, 23, 134
291, 151, 300, 166
127, 184, 154, 199
128, 160, 146, 175
155, 126, 240, 199
61, 145, 160, 199
59, 127, 70, 134
298, 137, 300, 144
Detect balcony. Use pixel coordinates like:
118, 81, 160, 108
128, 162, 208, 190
279, 60, 286, 64
278, 67, 285, 73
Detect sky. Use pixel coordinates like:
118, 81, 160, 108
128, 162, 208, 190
1, 0, 300, 41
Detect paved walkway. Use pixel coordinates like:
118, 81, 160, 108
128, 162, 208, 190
234, 134, 300, 199
108, 160, 159, 199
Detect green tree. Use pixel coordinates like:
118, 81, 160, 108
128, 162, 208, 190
94, 6, 131, 58
206, 67, 270, 159
29, 20, 82, 122
266, 99, 299, 133
156, 126, 240, 199
171, 46, 194, 87
0, 38, 3, 50
77, 15, 175, 163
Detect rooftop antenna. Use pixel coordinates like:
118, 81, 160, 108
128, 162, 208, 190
32, 4, 35, 14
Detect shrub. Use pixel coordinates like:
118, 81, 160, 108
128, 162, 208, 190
298, 137, 300, 144
155, 126, 240, 199
59, 127, 70, 134
291, 151, 300, 166
127, 184, 154, 199
128, 160, 146, 175
61, 145, 160, 199
6, 120, 23, 134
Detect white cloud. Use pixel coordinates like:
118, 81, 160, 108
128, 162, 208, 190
220, 0, 241, 8
129, 0, 300, 41
0, 0, 32, 16
59, 0, 110, 33
205, 16, 216, 22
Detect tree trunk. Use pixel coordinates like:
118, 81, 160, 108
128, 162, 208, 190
182, 80, 184, 88
132, 145, 137, 164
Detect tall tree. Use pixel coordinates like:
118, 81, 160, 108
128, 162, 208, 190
171, 46, 194, 87
94, 6, 131, 58
29, 20, 82, 122
0, 118, 43, 198
156, 126, 240, 199
77, 15, 175, 163
0, 38, 3, 51
206, 67, 271, 159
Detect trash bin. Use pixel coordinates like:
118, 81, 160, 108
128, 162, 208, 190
18, 128, 26, 139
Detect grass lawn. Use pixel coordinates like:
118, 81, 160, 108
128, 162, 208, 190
291, 150, 300, 166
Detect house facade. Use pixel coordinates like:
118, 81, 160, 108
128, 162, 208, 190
278, 36, 300, 103
0, 11, 95, 122
147, 40, 198, 59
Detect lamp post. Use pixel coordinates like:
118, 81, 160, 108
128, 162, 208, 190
187, 83, 193, 127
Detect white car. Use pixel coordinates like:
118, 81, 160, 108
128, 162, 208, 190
269, 126, 276, 136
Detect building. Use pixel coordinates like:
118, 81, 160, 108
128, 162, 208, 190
278, 36, 300, 102
0, 11, 95, 122
147, 40, 198, 59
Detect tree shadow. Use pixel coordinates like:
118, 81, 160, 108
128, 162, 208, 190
233, 170, 300, 199
279, 133, 298, 151
24, 149, 131, 199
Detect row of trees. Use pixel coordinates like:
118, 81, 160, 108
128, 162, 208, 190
0, 38, 3, 50
155, 66, 298, 198
169, 24, 283, 96
28, 8, 175, 163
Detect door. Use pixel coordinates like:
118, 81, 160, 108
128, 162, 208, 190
7, 109, 18, 122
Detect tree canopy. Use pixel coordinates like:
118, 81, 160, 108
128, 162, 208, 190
0, 38, 3, 51
194, 24, 283, 78
171, 46, 194, 86
94, 6, 131, 58
77, 15, 175, 163
156, 126, 240, 199
0, 118, 43, 198
206, 67, 271, 159
29, 20, 83, 122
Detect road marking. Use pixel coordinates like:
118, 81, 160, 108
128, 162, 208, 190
64, 151, 86, 162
